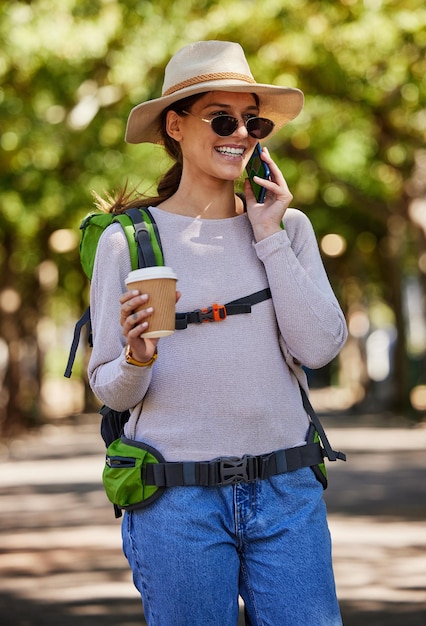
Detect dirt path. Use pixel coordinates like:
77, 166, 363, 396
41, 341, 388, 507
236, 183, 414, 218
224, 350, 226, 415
0, 414, 425, 625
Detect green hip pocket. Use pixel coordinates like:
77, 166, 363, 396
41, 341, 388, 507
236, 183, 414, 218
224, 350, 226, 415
102, 436, 166, 511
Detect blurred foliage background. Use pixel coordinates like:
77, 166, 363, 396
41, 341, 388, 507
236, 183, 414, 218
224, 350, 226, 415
1, 0, 425, 434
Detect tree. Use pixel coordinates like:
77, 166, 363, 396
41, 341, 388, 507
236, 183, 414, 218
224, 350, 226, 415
1, 0, 425, 432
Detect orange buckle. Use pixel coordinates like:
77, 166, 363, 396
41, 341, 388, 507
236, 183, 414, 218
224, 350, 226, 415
200, 303, 227, 323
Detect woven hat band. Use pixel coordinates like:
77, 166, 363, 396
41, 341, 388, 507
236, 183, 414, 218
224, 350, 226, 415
162, 72, 256, 97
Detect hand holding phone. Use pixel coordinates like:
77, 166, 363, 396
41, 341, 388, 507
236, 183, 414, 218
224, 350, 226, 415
245, 143, 271, 203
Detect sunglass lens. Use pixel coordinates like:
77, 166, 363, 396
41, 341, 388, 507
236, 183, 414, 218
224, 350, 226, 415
246, 117, 275, 139
211, 116, 239, 136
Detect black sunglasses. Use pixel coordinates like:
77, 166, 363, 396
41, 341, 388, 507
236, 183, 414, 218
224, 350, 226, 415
181, 110, 275, 139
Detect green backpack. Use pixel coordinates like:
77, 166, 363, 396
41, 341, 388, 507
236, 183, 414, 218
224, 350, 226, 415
80, 208, 164, 280
64, 207, 163, 380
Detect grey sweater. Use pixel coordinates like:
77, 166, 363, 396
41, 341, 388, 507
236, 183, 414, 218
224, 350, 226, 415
88, 207, 347, 462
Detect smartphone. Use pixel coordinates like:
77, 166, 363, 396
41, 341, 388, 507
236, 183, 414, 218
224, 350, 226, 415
245, 143, 271, 203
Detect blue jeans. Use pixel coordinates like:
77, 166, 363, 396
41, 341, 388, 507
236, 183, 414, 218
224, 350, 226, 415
122, 467, 342, 626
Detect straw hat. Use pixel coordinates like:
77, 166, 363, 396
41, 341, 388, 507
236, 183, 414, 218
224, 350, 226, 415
125, 40, 304, 144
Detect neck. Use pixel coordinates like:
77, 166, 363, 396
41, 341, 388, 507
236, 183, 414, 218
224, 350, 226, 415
158, 184, 244, 219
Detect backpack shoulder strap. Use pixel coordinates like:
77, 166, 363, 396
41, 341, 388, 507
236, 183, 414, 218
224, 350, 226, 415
111, 212, 140, 271
299, 385, 346, 462
64, 307, 91, 378
123, 208, 164, 268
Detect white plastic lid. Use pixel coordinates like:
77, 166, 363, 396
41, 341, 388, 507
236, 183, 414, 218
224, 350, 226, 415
125, 266, 178, 284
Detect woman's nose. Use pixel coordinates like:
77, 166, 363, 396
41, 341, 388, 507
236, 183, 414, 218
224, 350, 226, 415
233, 118, 249, 138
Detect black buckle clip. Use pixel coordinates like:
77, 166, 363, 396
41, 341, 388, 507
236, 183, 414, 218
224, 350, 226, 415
194, 303, 227, 324
218, 455, 256, 485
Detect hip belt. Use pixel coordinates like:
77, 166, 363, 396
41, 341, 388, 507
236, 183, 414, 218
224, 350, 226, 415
143, 441, 324, 488
102, 432, 331, 515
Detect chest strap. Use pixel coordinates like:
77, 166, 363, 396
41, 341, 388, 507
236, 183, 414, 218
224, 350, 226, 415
175, 287, 271, 330
143, 440, 324, 488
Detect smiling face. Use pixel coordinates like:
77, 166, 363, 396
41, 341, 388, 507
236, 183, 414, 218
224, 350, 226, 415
166, 91, 260, 190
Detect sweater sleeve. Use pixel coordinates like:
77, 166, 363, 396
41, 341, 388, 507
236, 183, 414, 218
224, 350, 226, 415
87, 223, 154, 411
254, 209, 348, 369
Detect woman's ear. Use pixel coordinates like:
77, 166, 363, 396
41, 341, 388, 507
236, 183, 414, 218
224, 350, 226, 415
165, 110, 183, 142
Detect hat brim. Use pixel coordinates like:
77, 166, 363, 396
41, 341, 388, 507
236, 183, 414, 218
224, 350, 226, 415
125, 81, 304, 144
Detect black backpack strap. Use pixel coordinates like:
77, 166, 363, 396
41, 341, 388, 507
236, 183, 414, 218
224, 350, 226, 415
125, 208, 160, 268
227, 288, 272, 310
175, 288, 271, 329
64, 307, 91, 378
299, 385, 346, 462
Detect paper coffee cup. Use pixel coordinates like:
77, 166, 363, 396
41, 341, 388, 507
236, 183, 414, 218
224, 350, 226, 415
125, 266, 178, 338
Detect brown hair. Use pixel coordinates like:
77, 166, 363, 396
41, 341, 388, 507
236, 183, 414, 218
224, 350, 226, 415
95, 93, 205, 214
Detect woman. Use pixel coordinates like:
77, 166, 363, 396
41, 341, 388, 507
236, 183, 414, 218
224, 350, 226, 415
89, 41, 347, 626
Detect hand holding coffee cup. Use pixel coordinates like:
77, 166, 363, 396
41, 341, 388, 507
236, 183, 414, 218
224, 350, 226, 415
125, 266, 178, 338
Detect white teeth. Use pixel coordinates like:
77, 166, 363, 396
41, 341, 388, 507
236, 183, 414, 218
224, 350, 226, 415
216, 147, 244, 156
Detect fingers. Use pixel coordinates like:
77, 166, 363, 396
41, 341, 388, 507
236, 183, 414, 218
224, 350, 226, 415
120, 289, 181, 336
119, 289, 147, 309
258, 147, 292, 201
120, 292, 152, 331
125, 307, 154, 339
245, 148, 292, 209
245, 148, 293, 241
